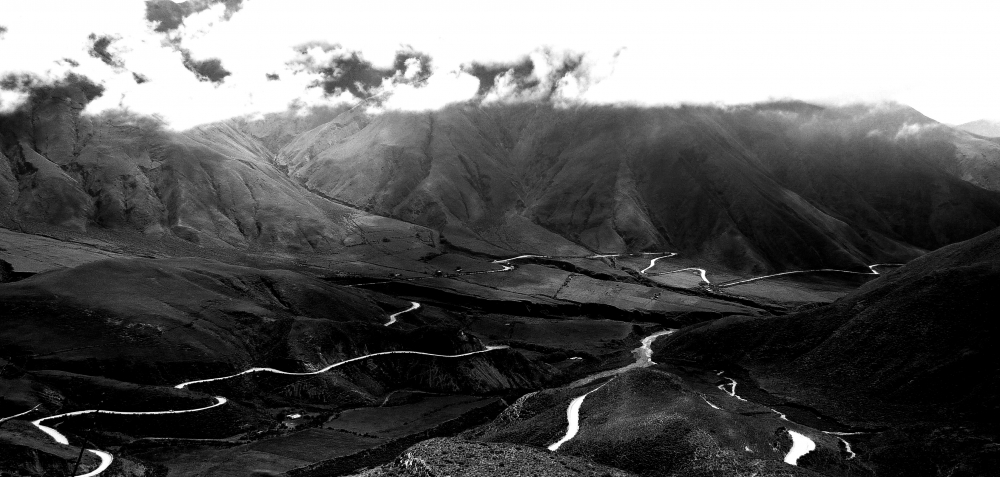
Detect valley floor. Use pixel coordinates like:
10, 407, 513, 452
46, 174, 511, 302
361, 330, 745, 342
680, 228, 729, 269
0, 226, 925, 477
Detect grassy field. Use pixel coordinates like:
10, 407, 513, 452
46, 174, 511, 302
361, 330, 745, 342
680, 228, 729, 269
720, 273, 874, 303
324, 394, 499, 439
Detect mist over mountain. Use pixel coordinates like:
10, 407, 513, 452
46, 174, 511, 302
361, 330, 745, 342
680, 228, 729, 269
955, 119, 1000, 138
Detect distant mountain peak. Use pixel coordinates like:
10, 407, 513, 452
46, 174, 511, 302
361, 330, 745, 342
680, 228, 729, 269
955, 119, 1000, 138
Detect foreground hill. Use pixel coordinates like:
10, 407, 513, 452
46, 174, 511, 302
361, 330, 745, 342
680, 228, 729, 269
659, 226, 1000, 476
0, 257, 552, 475
271, 101, 1000, 272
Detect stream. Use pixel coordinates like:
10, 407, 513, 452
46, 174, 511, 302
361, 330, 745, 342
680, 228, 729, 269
548, 329, 675, 451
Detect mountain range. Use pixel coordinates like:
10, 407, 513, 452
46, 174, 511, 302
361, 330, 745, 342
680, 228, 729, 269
3, 79, 1000, 275
955, 119, 1000, 138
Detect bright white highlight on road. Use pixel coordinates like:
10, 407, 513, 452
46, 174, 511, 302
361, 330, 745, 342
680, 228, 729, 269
785, 430, 816, 465
547, 381, 610, 452
639, 253, 677, 274
385, 301, 420, 326
27, 346, 506, 476
76, 450, 113, 477
176, 347, 506, 389
550, 329, 675, 451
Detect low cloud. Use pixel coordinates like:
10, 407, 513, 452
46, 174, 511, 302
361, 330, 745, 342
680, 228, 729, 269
464, 49, 598, 106
0, 71, 105, 122
87, 34, 125, 69
145, 0, 246, 33
288, 44, 436, 101
181, 50, 231, 83
463, 57, 535, 97
895, 122, 940, 140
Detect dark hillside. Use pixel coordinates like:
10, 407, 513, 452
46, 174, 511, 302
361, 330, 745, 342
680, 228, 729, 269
660, 226, 1000, 476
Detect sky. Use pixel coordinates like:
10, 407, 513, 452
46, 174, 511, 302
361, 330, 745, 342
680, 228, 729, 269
1, 0, 998, 129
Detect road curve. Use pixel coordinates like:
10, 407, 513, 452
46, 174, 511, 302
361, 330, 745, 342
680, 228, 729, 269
824, 431, 861, 460
30, 397, 225, 477
28, 346, 507, 476
717, 377, 748, 402
639, 253, 678, 274
549, 330, 675, 451
785, 430, 816, 465
385, 301, 420, 326
718, 263, 902, 288
547, 380, 612, 451
32, 397, 229, 445
492, 254, 546, 264
568, 329, 675, 389
175, 346, 507, 389
76, 450, 113, 477
716, 373, 858, 466
0, 404, 39, 425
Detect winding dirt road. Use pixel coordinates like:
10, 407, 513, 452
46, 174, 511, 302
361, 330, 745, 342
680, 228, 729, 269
15, 249, 891, 474
717, 263, 901, 288
711, 372, 866, 464
548, 329, 675, 451
639, 253, 678, 274
0, 404, 39, 425
27, 346, 508, 476
385, 301, 421, 326
785, 430, 816, 465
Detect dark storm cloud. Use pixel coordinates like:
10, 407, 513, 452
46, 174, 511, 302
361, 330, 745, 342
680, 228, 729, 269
145, 0, 186, 32
133, 72, 150, 84
0, 25, 7, 39
0, 72, 105, 145
463, 51, 588, 101
87, 33, 125, 69
145, 0, 247, 33
462, 57, 535, 97
314, 51, 387, 97
0, 72, 105, 105
293, 44, 435, 99
181, 50, 231, 83
265, 73, 279, 81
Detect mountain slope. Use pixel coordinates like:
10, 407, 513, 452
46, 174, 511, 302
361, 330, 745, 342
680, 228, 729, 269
271, 102, 1000, 272
659, 226, 1000, 476
0, 84, 430, 253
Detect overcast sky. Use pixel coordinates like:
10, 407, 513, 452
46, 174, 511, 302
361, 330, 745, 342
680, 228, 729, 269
1, 0, 998, 129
